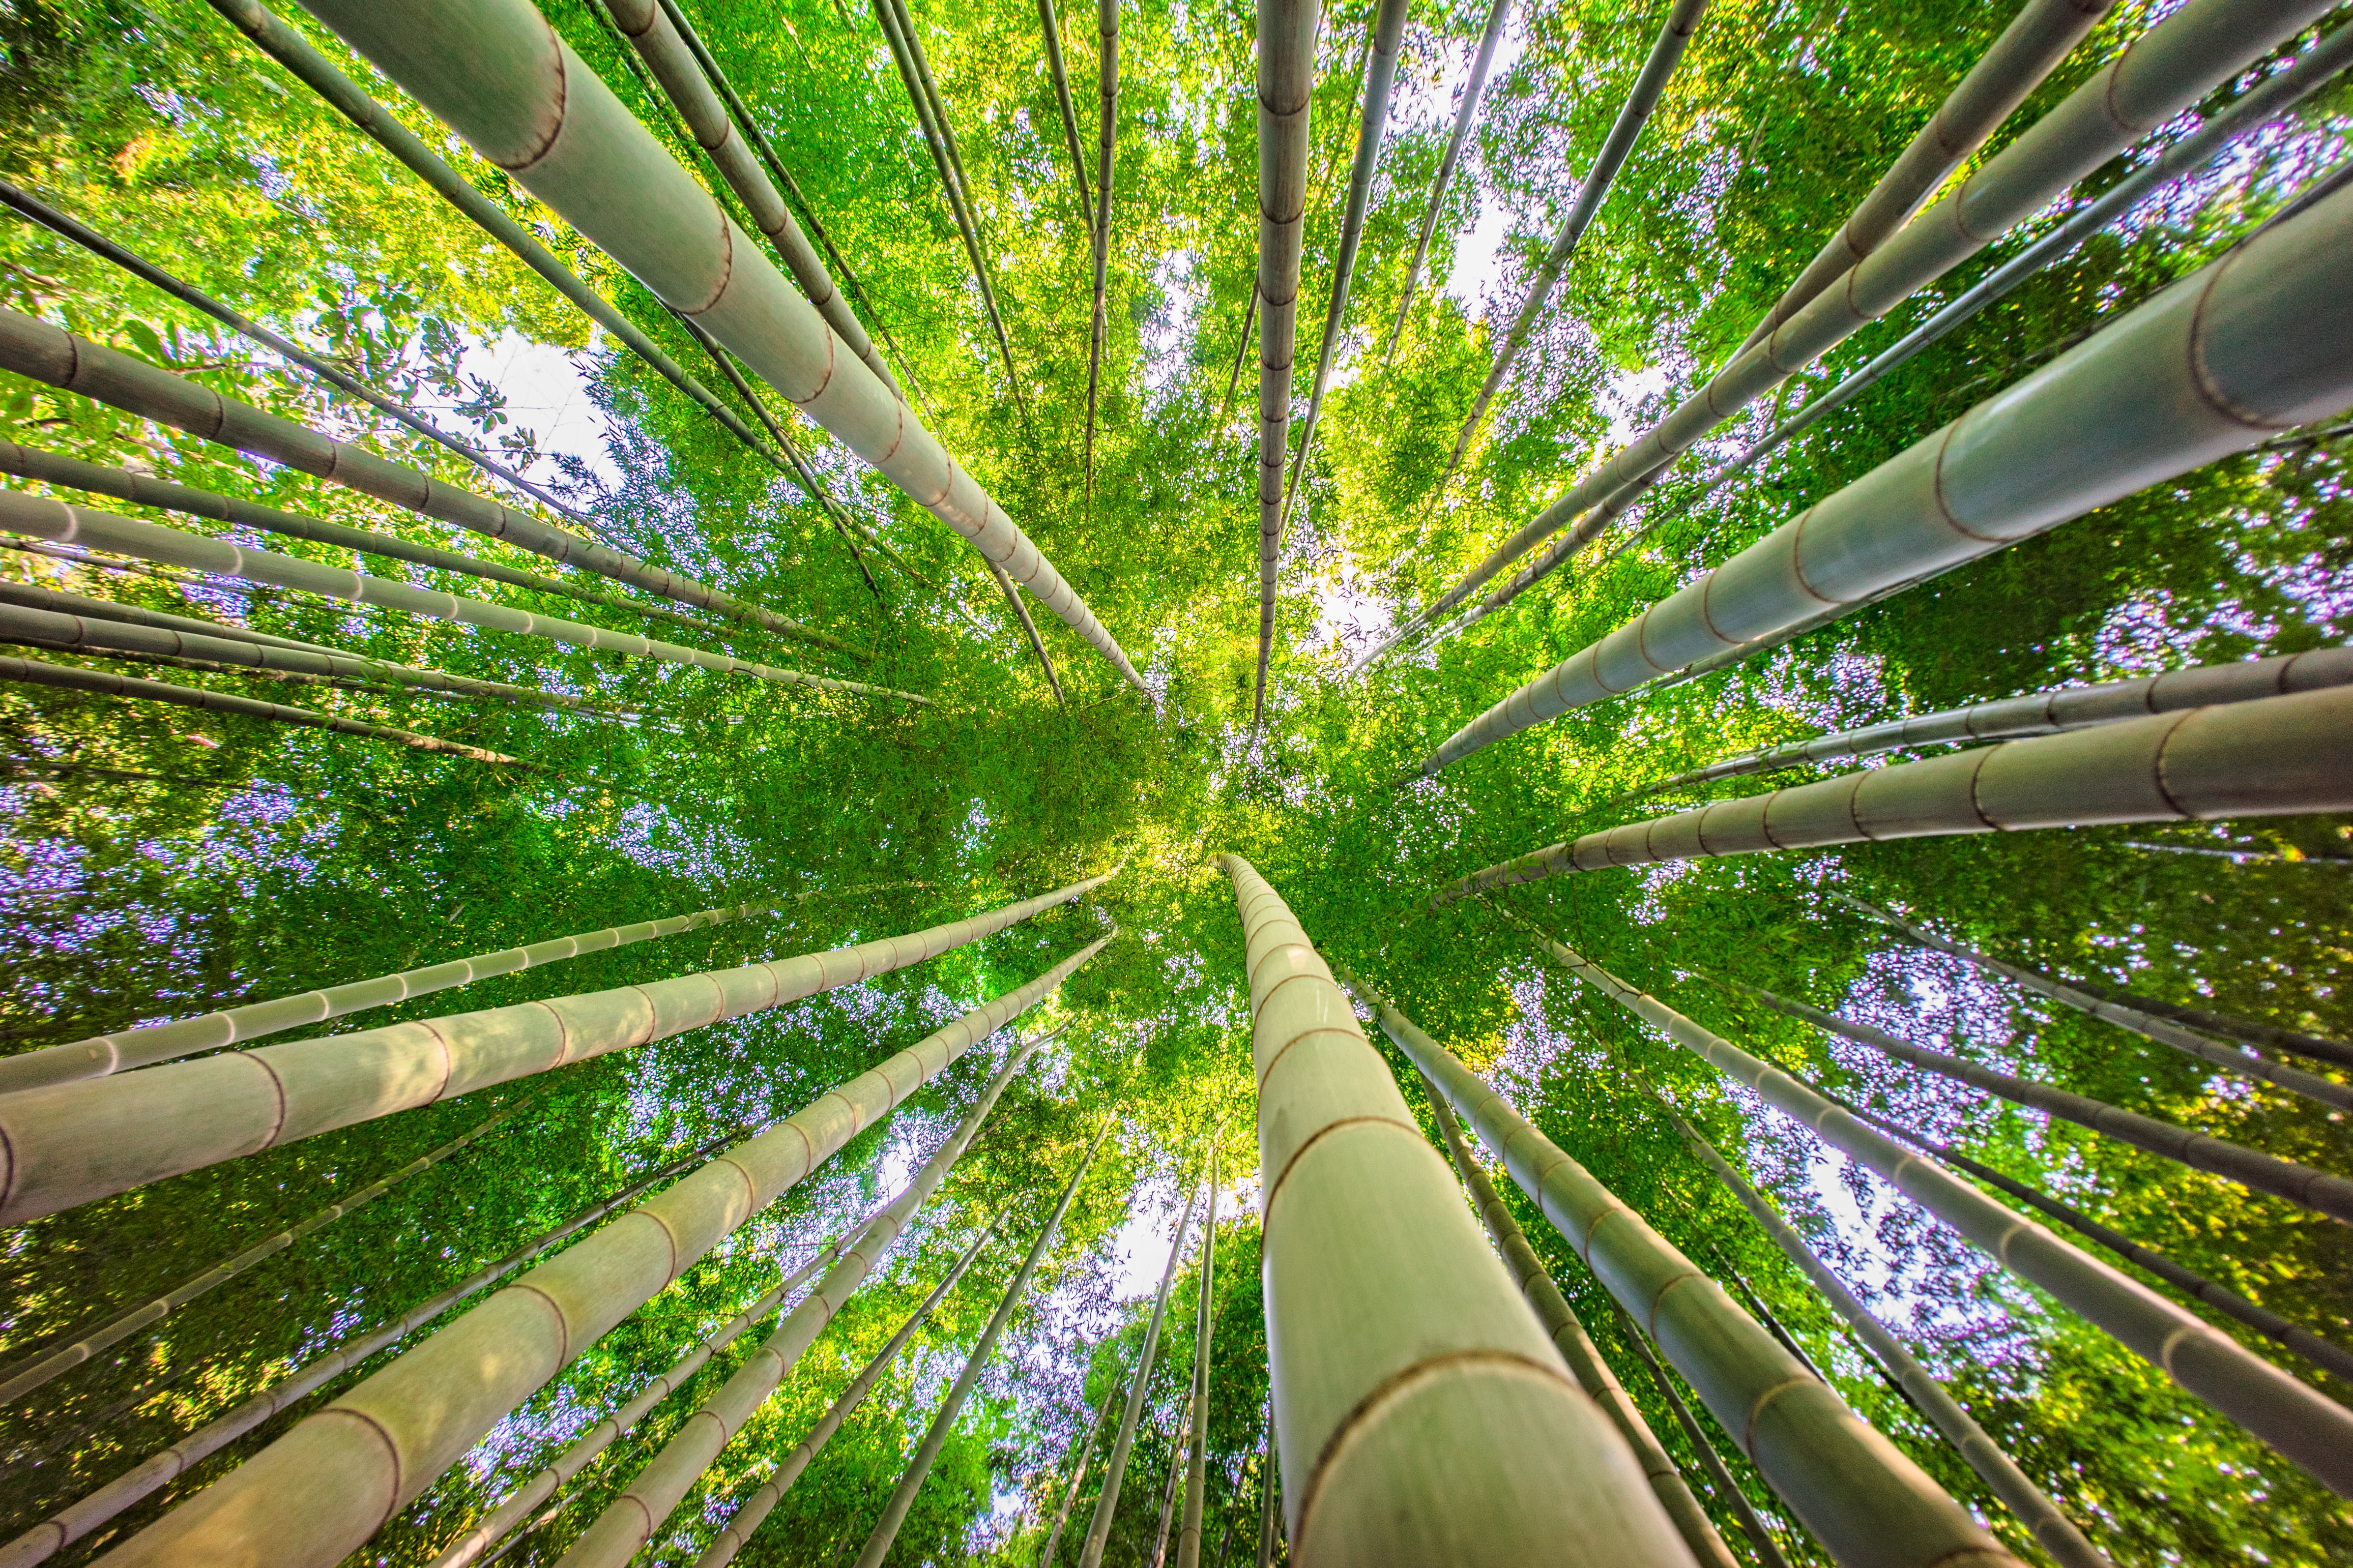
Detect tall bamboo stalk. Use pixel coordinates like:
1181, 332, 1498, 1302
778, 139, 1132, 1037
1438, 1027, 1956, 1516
991, 559, 1069, 705
1522, 927, 2353, 1496
1077, 1182, 1199, 1568
1083, 0, 1121, 510
1732, 980, 2353, 1225
1251, 0, 1318, 730
1039, 1357, 1128, 1566
1277, 0, 1410, 532
0, 575, 337, 659
298, 0, 1151, 695
1216, 855, 1699, 1563
1432, 0, 1705, 498
1252, 1432, 1277, 1567
1384, 0, 1512, 359
1371, 0, 2335, 656
852, 1124, 1112, 1568
2048, 977, 2353, 1074
93, 934, 1113, 1568
0, 1128, 747, 1568
1039, 0, 1095, 230
1214, 287, 1259, 430
686, 1221, 1003, 1568
1639, 1080, 2117, 1568
552, 1029, 1062, 1568
1362, 981, 2023, 1568
1174, 1145, 1220, 1568
1146, 1414, 1187, 1568
1608, 1299, 1795, 1568
0, 876, 1112, 1226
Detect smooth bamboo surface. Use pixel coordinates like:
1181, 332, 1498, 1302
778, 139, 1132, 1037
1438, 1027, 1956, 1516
1250, 0, 1316, 729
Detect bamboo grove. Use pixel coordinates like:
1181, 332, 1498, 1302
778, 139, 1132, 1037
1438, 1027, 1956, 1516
0, 0, 2347, 1561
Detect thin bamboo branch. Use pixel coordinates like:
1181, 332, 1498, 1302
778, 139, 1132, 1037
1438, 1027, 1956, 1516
1083, 0, 1120, 510
2045, 977, 2353, 1074
1608, 1297, 1795, 1568
989, 559, 1068, 705
1174, 1144, 1219, 1568
1213, 286, 1258, 430
1038, 1358, 1128, 1567
1077, 1181, 1199, 1568
1039, 0, 1096, 231
1147, 1413, 1187, 1568
1384, 0, 1511, 360
1251, 0, 1317, 731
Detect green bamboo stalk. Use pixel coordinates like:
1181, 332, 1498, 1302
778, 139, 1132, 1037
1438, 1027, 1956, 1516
1213, 286, 1258, 430
0, 650, 528, 766
0, 875, 1112, 1227
2046, 977, 2353, 1074
686, 1220, 1003, 1568
1077, 1181, 1199, 1568
991, 558, 1069, 705
1522, 926, 2353, 1496
1252, 1431, 1277, 1567
0, 575, 338, 658
1216, 855, 1699, 1563
549, 1026, 1064, 1568
0, 1128, 746, 1568
1251, 0, 1317, 731
297, 0, 1150, 696
1731, 980, 2353, 1225
0, 1098, 529, 1406
1608, 1297, 1795, 1568
1640, 1081, 2117, 1568
93, 933, 1113, 1568
1039, 0, 1095, 231
0, 490, 932, 704
1039, 1356, 1129, 1567
1174, 1144, 1220, 1568
851, 1124, 1112, 1568
1146, 1412, 1188, 1568
1276, 0, 1409, 534
1362, 981, 2023, 1568
1431, 0, 1706, 499
1083, 0, 1120, 511
1384, 0, 1511, 360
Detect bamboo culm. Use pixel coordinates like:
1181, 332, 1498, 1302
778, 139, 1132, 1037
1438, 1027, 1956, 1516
1608, 1299, 1794, 1568
1083, 0, 1119, 507
92, 934, 1113, 1568
1146, 1413, 1188, 1568
1385, 0, 1510, 358
299, 0, 1151, 695
1038, 0, 1094, 229
1214, 286, 1258, 431
0, 875, 1111, 1226
1174, 1145, 1220, 1568
1251, 0, 1317, 730
990, 558, 1069, 705
2045, 977, 2353, 1074
1642, 1083, 2117, 1568
1076, 1181, 1198, 1568
851, 1125, 1112, 1568
1037, 1357, 1128, 1567
1217, 854, 1699, 1564
1526, 927, 2353, 1496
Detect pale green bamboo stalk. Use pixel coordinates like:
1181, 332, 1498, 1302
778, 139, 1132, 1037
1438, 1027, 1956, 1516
1252, 1431, 1277, 1567
1523, 927, 2353, 1496
1614, 1296, 1798, 1568
1147, 1413, 1188, 1568
1731, 980, 2353, 1225
0, 490, 932, 704
1174, 1144, 1220, 1568
1640, 1082, 2116, 1568
1077, 1181, 1198, 1568
1251, 0, 1317, 731
1039, 0, 1095, 230
1362, 981, 2021, 1568
1214, 286, 1257, 430
0, 875, 1112, 1226
2049, 977, 2353, 1074
550, 1026, 1067, 1568
686, 1220, 1002, 1568
991, 558, 1069, 705
0, 651, 528, 766
1083, 0, 1120, 509
1384, 0, 1511, 360
1216, 854, 1698, 1563
93, 934, 1113, 1568
1039, 1356, 1128, 1567
0, 1128, 745, 1568
0, 574, 341, 659
296, 0, 1150, 695
1276, 0, 1409, 533
852, 1124, 1112, 1568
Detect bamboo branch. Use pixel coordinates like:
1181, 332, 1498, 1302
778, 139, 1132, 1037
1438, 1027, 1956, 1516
1213, 285, 1259, 430
990, 559, 1068, 705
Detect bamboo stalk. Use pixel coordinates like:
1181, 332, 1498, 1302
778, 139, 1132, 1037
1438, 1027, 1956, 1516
1608, 1298, 1795, 1568
1385, 0, 1512, 360
1277, 0, 1410, 534
92, 934, 1113, 1568
1522, 926, 2353, 1496
991, 559, 1069, 705
1039, 0, 1096, 231
1639, 1079, 2117, 1568
1251, 0, 1317, 731
1216, 855, 1700, 1563
0, 575, 339, 659
0, 490, 933, 704
0, 875, 1112, 1226
1174, 1144, 1220, 1568
1147, 1413, 1187, 1568
1077, 1182, 1199, 1568
1214, 286, 1258, 430
299, 0, 1149, 695
2047, 978, 2353, 1074
1083, 0, 1120, 510
1039, 1358, 1129, 1567
851, 1123, 1111, 1568
1252, 1431, 1277, 1567
1415, 174, 2353, 774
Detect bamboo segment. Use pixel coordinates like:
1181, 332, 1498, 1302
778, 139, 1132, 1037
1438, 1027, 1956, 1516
1411, 1062, 1738, 1568
1381, 0, 2338, 650
1608, 1300, 1794, 1568
1174, 1145, 1220, 1568
1038, 1358, 1127, 1567
1251, 0, 1317, 730
1362, 985, 2006, 1568
0, 1129, 745, 1568
92, 934, 1112, 1568
1216, 855, 1697, 1565
1434, 0, 1705, 495
1429, 686, 2353, 935
0, 876, 1111, 1226
0, 652, 528, 765
1077, 1182, 1199, 1568
1278, 0, 1409, 531
1644, 1087, 2117, 1568
1384, 0, 1511, 359
1419, 178, 2353, 772
851, 1125, 1111, 1568
297, 0, 1150, 696
688, 1222, 1001, 1568
1526, 929, 2353, 1496
1083, 0, 1119, 508
1732, 981, 2353, 1225
0, 490, 931, 704
1038, 0, 1095, 229
1621, 647, 2353, 802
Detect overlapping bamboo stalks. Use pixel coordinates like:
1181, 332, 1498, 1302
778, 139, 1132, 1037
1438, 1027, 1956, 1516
1037, 1355, 1127, 1567
1250, 0, 1317, 729
1174, 1145, 1220, 1568
1038, 0, 1095, 229
1077, 1182, 1198, 1568
1385, 0, 1512, 358
1606, 1297, 1793, 1568
1083, 0, 1120, 506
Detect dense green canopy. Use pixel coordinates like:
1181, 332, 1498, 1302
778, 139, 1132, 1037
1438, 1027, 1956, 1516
0, 0, 2347, 1562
